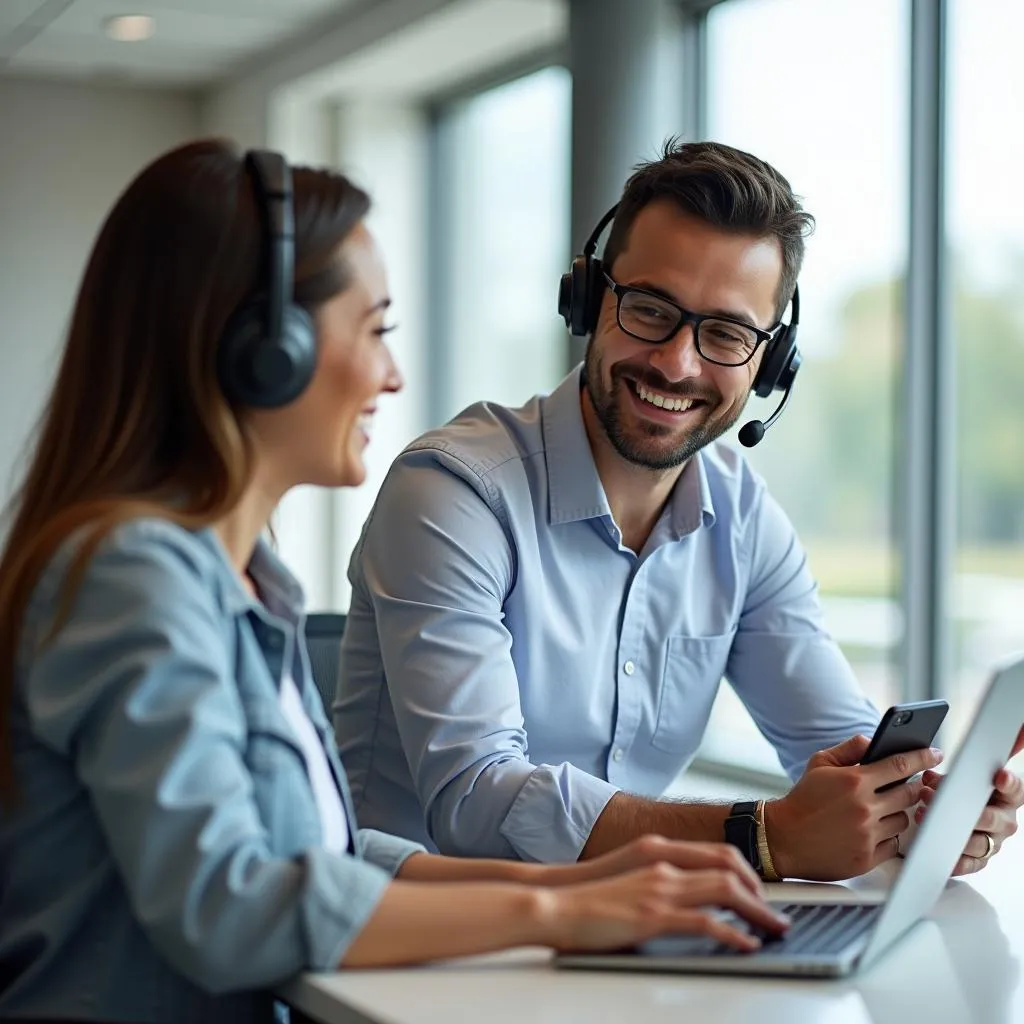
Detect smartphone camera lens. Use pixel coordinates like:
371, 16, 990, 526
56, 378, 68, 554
893, 711, 913, 726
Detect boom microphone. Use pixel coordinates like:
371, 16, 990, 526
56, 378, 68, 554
738, 370, 798, 448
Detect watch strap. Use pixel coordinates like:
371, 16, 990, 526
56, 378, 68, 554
724, 800, 762, 874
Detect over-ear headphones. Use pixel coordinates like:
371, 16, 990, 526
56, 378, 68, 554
218, 149, 317, 408
558, 204, 617, 339
737, 288, 800, 447
558, 203, 802, 447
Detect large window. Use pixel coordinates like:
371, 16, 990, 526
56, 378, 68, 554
699, 0, 909, 773
947, 0, 1024, 749
432, 65, 571, 423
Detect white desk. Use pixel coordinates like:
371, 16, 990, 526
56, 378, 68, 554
279, 840, 1024, 1024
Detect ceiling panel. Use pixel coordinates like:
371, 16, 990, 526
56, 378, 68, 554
6, 55, 223, 88
290, 0, 564, 101
0, 0, 357, 85
10, 33, 245, 85
0, 1, 51, 31
47, 5, 289, 50
137, 0, 347, 17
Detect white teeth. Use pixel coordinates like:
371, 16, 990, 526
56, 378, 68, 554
636, 383, 694, 414
358, 414, 374, 435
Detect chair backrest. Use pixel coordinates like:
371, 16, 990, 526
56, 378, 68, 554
303, 612, 347, 719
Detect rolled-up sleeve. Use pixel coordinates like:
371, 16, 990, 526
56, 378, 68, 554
726, 487, 881, 781
359, 454, 618, 862
355, 829, 425, 876
24, 528, 392, 994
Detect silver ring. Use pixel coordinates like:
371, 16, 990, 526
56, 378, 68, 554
980, 831, 996, 860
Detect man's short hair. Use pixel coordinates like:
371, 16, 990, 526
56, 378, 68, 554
603, 138, 815, 323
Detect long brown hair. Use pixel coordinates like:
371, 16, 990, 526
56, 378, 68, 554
0, 139, 370, 803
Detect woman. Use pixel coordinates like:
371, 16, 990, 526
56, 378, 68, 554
0, 140, 788, 1023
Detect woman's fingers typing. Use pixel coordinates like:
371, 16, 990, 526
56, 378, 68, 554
552, 862, 790, 953
668, 868, 790, 935
614, 835, 765, 895
630, 908, 763, 952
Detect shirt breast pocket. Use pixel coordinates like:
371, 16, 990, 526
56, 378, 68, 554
651, 633, 735, 754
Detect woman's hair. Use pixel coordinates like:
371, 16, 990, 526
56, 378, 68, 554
0, 139, 370, 802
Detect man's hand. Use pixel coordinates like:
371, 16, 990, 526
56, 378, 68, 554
763, 734, 943, 882
915, 725, 1024, 876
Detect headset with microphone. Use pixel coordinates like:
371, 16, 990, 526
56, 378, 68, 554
218, 149, 318, 408
558, 203, 801, 448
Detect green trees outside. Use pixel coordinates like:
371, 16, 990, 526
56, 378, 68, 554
744, 255, 1024, 599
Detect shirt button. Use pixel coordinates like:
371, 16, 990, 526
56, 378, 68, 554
612, 748, 625, 762
623, 660, 635, 676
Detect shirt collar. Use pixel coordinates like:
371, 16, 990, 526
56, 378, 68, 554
541, 366, 613, 525
668, 452, 718, 537
541, 364, 717, 536
198, 528, 306, 620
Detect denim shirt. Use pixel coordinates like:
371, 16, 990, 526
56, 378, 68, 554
0, 519, 423, 1023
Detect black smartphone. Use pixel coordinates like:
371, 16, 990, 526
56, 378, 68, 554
860, 699, 949, 791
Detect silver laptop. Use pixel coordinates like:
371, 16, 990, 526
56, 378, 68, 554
557, 654, 1024, 979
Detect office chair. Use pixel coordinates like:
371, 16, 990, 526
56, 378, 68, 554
303, 612, 347, 719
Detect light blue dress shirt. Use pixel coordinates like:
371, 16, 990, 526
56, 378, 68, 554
0, 519, 423, 1024
336, 367, 880, 864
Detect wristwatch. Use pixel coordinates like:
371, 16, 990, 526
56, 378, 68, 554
724, 799, 782, 881
724, 800, 763, 875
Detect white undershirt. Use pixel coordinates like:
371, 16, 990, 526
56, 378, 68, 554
278, 671, 351, 853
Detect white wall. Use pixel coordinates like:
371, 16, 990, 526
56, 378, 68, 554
200, 84, 272, 150
0, 77, 200, 513
330, 99, 429, 610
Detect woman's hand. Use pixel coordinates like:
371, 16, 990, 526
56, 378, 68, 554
550, 833, 764, 892
538, 859, 790, 952
347, 837, 788, 966
397, 834, 764, 892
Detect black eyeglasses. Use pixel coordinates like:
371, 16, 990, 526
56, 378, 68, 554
602, 273, 777, 367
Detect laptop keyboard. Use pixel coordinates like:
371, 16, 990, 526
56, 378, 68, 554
642, 902, 883, 958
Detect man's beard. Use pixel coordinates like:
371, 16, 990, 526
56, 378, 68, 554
584, 343, 745, 470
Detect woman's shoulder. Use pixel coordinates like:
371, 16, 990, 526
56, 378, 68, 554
32, 516, 228, 616
98, 516, 222, 568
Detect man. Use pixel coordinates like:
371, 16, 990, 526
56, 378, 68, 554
335, 140, 1022, 881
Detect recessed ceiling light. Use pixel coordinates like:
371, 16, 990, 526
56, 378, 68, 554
104, 14, 155, 42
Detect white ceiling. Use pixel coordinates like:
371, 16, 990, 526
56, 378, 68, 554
284, 0, 565, 102
0, 0, 358, 87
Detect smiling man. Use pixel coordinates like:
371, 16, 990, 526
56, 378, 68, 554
334, 140, 1022, 882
